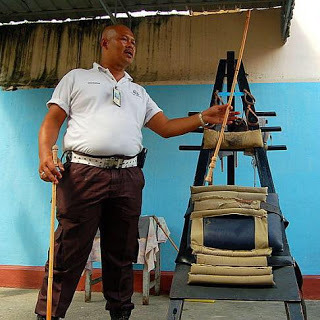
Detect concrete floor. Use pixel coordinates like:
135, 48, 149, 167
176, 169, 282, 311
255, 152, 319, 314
0, 287, 319, 320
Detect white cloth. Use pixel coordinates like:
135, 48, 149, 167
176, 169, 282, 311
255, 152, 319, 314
143, 219, 159, 272
157, 217, 170, 243
47, 62, 162, 156
137, 216, 170, 272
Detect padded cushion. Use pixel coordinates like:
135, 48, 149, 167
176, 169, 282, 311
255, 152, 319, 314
201, 211, 283, 252
203, 129, 263, 150
203, 215, 255, 250
267, 213, 283, 252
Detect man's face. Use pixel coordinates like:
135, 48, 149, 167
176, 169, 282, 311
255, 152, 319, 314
103, 26, 136, 67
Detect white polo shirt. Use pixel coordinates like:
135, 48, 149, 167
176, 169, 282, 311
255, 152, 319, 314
47, 62, 162, 156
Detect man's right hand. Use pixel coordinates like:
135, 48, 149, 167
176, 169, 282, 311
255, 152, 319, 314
39, 152, 64, 184
38, 104, 67, 184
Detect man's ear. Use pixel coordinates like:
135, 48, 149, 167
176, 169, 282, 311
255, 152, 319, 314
101, 38, 108, 49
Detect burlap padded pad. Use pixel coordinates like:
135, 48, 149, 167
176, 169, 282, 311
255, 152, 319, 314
191, 185, 268, 194
192, 245, 272, 257
203, 129, 263, 150
190, 264, 272, 276
190, 207, 267, 219
188, 184, 274, 286
188, 273, 275, 285
194, 198, 260, 211
197, 253, 268, 267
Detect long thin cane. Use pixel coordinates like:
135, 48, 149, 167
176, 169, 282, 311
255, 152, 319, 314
205, 10, 252, 184
47, 145, 58, 320
152, 216, 179, 252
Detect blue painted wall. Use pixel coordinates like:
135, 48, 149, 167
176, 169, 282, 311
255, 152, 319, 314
0, 83, 319, 274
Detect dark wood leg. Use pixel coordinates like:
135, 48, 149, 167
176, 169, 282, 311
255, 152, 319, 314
284, 301, 306, 320
167, 299, 184, 320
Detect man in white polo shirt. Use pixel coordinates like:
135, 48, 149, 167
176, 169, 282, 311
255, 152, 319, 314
35, 25, 238, 320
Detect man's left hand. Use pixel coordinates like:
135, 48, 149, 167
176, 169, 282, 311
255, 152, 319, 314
202, 104, 240, 126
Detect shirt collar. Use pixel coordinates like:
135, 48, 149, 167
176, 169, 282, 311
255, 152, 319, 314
93, 62, 133, 82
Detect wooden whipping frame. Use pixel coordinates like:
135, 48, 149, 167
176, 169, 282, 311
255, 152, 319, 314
167, 54, 306, 320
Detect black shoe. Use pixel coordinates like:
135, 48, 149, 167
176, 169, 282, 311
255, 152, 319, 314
109, 309, 131, 320
36, 315, 60, 320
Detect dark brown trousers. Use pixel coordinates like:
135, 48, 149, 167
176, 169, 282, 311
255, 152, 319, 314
35, 162, 144, 318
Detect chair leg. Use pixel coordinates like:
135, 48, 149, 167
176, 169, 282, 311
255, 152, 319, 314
142, 264, 150, 305
85, 269, 92, 303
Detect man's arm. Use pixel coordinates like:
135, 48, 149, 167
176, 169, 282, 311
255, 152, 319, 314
38, 104, 67, 184
146, 104, 239, 138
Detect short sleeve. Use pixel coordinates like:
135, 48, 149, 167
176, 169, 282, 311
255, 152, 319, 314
46, 70, 75, 116
143, 92, 163, 126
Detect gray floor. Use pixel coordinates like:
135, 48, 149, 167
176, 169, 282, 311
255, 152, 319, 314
0, 287, 319, 320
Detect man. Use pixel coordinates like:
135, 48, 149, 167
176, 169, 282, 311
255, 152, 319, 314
35, 24, 238, 320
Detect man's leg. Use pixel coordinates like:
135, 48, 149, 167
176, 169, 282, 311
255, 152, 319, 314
35, 207, 101, 317
100, 167, 145, 316
35, 163, 104, 318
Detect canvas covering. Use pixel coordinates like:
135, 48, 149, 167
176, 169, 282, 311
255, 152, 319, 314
203, 129, 264, 150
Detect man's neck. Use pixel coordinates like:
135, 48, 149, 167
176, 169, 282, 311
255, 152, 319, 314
100, 61, 126, 82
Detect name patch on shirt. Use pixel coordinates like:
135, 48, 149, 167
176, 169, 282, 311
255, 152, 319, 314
87, 81, 101, 84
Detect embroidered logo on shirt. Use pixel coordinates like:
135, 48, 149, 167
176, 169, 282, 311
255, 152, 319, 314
88, 81, 101, 84
132, 90, 142, 98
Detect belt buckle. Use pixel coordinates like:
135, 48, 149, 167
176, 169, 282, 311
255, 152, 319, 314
104, 157, 124, 169
115, 158, 124, 169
